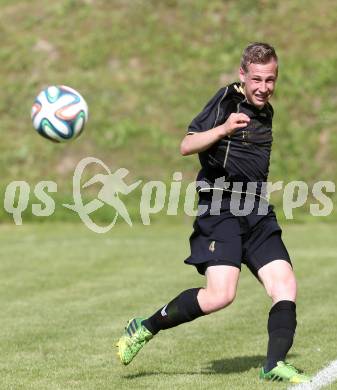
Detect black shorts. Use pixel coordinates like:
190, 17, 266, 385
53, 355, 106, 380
184, 192, 291, 277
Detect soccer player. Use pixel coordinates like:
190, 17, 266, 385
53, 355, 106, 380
117, 42, 310, 383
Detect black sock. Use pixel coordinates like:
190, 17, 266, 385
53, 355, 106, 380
142, 288, 205, 335
265, 300, 297, 372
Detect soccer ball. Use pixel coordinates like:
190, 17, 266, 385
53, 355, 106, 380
31, 85, 88, 143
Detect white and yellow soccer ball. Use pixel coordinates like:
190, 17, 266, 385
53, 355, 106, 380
31, 85, 88, 142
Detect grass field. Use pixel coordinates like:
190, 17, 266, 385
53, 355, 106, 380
1, 221, 337, 389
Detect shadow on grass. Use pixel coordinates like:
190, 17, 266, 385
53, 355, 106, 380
122, 353, 297, 379
204, 354, 266, 374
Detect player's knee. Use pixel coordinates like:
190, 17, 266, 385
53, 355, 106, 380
205, 288, 236, 312
266, 276, 297, 302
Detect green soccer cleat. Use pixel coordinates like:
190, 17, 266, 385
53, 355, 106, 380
259, 361, 311, 383
116, 317, 153, 365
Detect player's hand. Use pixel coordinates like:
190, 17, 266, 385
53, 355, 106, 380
217, 113, 250, 137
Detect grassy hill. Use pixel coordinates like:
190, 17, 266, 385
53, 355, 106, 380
0, 0, 336, 221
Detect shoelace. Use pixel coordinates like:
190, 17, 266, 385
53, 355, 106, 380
284, 362, 300, 374
127, 327, 146, 346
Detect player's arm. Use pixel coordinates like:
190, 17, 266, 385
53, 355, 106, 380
180, 113, 250, 156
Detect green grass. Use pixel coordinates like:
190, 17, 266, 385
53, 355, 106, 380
1, 221, 337, 389
0, 0, 336, 189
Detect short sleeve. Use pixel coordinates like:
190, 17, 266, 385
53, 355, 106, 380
187, 87, 228, 134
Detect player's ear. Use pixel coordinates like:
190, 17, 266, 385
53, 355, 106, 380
239, 67, 246, 83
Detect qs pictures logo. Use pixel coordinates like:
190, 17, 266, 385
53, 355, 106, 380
2, 156, 336, 233
63, 157, 142, 233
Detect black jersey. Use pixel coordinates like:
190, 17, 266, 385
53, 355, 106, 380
187, 82, 274, 196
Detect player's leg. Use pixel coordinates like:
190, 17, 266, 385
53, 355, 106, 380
117, 192, 242, 365
244, 214, 310, 383
258, 259, 309, 382
197, 264, 240, 314
117, 264, 240, 365
143, 264, 240, 334
258, 259, 297, 371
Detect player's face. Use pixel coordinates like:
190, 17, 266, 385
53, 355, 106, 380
239, 60, 278, 109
